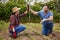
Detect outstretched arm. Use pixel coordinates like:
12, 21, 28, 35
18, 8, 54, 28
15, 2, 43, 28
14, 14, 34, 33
19, 11, 27, 17
30, 9, 38, 15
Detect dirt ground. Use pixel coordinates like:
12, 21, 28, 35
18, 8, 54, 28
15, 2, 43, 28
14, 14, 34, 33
0, 23, 60, 40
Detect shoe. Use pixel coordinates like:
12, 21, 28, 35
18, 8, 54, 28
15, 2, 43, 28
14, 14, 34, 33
49, 34, 53, 38
43, 35, 49, 39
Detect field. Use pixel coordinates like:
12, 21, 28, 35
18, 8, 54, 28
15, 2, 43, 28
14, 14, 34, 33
0, 21, 60, 40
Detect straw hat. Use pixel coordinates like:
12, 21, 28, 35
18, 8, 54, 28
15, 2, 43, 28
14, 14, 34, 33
12, 7, 21, 13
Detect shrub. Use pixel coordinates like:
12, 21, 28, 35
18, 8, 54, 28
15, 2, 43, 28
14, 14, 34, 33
0, 1, 59, 23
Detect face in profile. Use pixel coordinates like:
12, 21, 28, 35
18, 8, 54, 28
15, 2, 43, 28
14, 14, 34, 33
15, 10, 19, 15
43, 6, 49, 12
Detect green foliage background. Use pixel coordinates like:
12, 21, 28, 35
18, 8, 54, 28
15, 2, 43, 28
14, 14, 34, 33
0, 0, 59, 23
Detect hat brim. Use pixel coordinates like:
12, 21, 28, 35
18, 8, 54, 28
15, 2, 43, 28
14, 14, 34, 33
13, 8, 21, 13
16, 8, 21, 11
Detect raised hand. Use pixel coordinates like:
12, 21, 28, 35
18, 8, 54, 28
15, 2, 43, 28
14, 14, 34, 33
27, 5, 30, 11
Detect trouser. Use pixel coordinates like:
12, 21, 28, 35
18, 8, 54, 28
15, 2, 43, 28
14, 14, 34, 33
9, 25, 26, 34
42, 23, 53, 35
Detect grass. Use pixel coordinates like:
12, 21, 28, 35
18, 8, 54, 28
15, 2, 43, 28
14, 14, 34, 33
0, 37, 3, 40
0, 21, 60, 40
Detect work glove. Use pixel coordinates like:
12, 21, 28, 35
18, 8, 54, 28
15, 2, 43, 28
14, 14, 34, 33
13, 32, 17, 38
40, 19, 47, 23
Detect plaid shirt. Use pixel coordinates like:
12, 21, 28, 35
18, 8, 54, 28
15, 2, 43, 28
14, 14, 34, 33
9, 13, 27, 29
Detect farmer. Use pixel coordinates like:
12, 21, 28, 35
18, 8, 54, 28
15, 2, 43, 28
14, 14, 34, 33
9, 7, 27, 38
29, 5, 53, 36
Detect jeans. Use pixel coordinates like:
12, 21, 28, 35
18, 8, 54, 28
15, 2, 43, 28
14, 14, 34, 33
42, 23, 53, 35
9, 25, 26, 34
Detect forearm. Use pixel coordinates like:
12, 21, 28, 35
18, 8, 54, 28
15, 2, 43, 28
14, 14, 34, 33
12, 28, 15, 32
12, 26, 16, 38
46, 17, 53, 21
20, 11, 27, 17
30, 9, 38, 15
10, 25, 15, 32
40, 18, 53, 23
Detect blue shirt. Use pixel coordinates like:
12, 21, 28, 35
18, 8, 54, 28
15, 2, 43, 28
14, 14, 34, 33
38, 10, 53, 24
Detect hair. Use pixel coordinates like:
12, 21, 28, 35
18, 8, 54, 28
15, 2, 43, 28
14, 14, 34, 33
44, 4, 49, 9
12, 12, 16, 15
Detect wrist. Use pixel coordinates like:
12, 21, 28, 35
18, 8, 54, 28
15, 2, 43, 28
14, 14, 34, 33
46, 19, 49, 21
29, 9, 31, 11
12, 28, 15, 32
13, 30, 15, 32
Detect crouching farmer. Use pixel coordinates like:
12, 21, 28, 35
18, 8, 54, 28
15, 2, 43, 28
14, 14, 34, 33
9, 7, 27, 38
